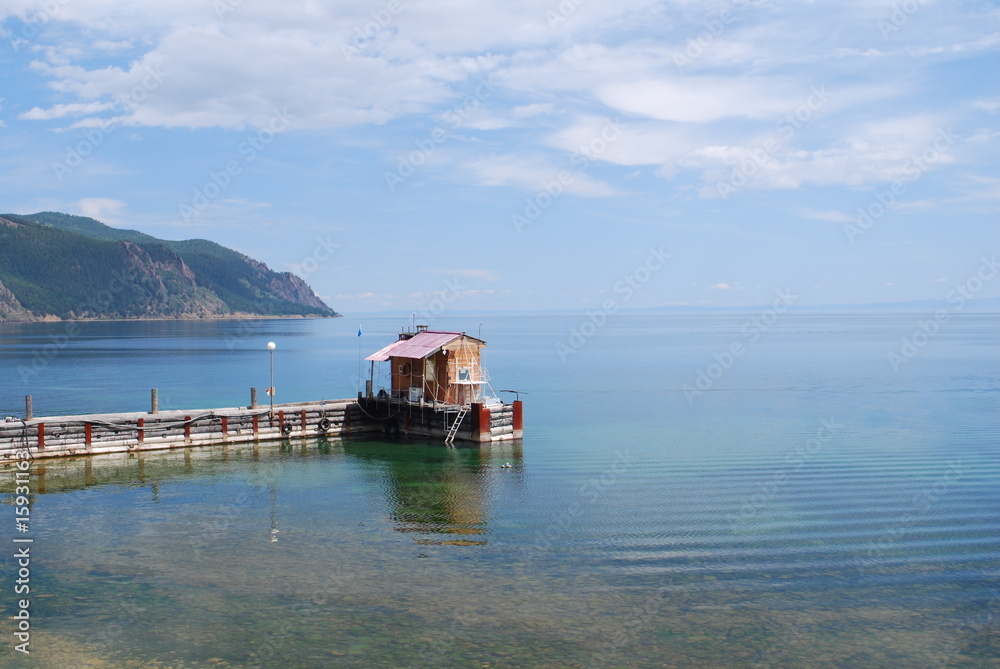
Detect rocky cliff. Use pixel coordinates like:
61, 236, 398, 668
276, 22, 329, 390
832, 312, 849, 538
0, 213, 338, 321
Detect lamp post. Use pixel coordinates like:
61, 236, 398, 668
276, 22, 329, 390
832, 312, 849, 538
267, 341, 276, 419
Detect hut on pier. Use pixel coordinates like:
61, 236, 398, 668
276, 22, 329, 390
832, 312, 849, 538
365, 327, 489, 406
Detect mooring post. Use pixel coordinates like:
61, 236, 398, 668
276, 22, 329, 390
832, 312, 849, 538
472, 403, 491, 443
250, 387, 258, 409
25, 395, 32, 421
150, 389, 159, 414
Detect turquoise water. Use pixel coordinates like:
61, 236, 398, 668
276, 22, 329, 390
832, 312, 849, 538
1, 313, 999, 667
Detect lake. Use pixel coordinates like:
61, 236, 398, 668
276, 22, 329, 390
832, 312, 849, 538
1, 312, 998, 667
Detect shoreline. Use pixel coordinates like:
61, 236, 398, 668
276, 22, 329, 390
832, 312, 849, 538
0, 312, 342, 325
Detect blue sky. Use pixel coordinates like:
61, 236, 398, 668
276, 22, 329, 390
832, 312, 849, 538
0, 0, 997, 314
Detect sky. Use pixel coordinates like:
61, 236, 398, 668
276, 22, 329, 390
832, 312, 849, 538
0, 0, 997, 315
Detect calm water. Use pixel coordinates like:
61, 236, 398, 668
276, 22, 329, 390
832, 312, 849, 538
1, 313, 998, 668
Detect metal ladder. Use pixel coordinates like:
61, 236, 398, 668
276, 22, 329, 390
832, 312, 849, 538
444, 406, 468, 445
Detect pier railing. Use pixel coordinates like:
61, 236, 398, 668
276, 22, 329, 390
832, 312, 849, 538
0, 400, 371, 462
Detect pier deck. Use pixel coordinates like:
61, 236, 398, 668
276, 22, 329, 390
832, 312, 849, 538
0, 397, 522, 462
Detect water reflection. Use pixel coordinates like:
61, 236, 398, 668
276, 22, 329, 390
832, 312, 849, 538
1, 437, 523, 548
343, 440, 522, 545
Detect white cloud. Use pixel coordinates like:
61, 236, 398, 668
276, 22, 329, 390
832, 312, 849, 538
687, 114, 962, 197
20, 102, 117, 120
597, 77, 800, 123
425, 269, 499, 282
4, 0, 996, 206
546, 117, 701, 169
463, 116, 514, 130
512, 103, 554, 118
459, 153, 619, 196
973, 98, 1000, 113
74, 197, 126, 222
792, 207, 855, 224
92, 40, 133, 52
708, 283, 732, 290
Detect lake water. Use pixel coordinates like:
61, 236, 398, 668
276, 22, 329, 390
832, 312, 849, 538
1, 312, 998, 668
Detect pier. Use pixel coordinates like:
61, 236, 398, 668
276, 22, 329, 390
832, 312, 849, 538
0, 394, 522, 463
1, 327, 523, 463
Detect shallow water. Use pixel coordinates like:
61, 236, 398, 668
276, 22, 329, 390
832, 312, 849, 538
1, 313, 998, 667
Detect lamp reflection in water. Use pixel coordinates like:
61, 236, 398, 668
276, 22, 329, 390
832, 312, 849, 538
268, 481, 279, 543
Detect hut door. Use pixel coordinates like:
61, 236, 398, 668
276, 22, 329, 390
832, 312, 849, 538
424, 359, 436, 402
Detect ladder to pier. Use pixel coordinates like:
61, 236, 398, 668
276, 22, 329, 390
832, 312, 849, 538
444, 406, 468, 445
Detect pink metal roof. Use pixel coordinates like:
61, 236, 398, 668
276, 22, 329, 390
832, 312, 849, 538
365, 331, 463, 361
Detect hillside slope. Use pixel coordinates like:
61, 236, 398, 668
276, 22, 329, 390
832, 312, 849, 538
0, 212, 337, 321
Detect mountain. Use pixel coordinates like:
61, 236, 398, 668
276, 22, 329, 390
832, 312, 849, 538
0, 212, 338, 321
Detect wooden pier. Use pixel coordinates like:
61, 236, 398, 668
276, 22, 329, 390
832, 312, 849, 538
2, 329, 524, 463
0, 395, 522, 463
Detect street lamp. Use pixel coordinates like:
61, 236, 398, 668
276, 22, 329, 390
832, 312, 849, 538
267, 341, 276, 419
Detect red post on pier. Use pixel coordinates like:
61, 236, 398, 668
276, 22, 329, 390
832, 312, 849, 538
278, 410, 285, 435
252, 414, 259, 436
300, 410, 307, 433
512, 400, 523, 439
37, 422, 45, 450
221, 416, 228, 436
85, 422, 93, 447
137, 418, 144, 444
184, 416, 191, 441
471, 403, 491, 443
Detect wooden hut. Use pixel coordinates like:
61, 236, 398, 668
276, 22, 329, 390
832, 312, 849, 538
365, 328, 487, 406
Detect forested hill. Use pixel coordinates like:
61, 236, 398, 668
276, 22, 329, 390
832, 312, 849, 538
0, 212, 338, 321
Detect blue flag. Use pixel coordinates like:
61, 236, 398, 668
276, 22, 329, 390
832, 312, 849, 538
357, 327, 362, 337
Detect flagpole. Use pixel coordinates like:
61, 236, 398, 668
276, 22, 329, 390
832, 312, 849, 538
357, 325, 362, 396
